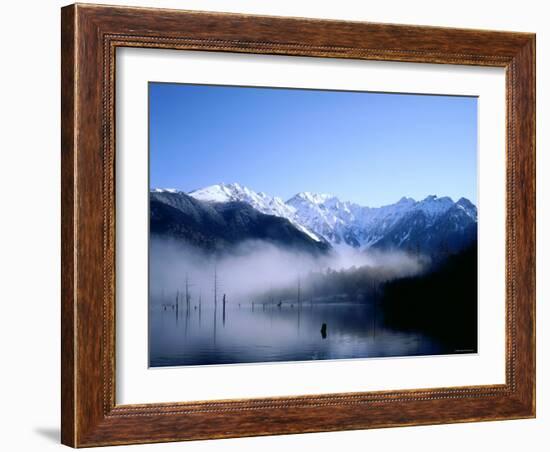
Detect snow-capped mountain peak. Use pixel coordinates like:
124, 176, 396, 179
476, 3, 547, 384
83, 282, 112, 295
416, 195, 455, 217
456, 197, 478, 220
397, 196, 416, 205
152, 188, 180, 194
288, 191, 335, 205
167, 182, 477, 252
189, 183, 243, 203
189, 183, 323, 242
190, 182, 295, 216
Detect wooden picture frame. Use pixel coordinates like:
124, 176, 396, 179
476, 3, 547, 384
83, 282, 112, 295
61, 3, 535, 447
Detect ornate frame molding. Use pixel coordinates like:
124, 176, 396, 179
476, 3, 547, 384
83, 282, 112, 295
62, 4, 535, 447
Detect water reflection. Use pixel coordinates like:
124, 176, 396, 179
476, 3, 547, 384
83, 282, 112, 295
149, 297, 445, 367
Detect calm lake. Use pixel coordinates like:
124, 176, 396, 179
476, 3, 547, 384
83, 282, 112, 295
149, 298, 446, 367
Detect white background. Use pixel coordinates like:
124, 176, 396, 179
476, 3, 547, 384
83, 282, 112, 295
0, 1, 546, 451
117, 49, 506, 404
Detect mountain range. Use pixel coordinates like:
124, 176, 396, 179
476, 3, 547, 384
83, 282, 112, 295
150, 190, 330, 255
151, 183, 477, 257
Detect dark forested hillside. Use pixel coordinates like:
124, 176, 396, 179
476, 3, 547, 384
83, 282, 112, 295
380, 243, 478, 353
150, 192, 330, 255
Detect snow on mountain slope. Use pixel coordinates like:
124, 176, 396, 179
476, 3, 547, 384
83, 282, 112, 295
158, 182, 477, 252
285, 192, 348, 244
188, 183, 323, 242
288, 191, 477, 250
456, 197, 478, 221
150, 190, 330, 255
416, 195, 455, 218
190, 183, 293, 217
152, 188, 179, 194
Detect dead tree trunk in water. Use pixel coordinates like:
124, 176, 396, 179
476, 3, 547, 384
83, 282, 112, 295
213, 264, 218, 344
297, 276, 302, 333
184, 274, 193, 336
198, 292, 202, 326
185, 274, 191, 314
222, 293, 226, 327
372, 281, 377, 339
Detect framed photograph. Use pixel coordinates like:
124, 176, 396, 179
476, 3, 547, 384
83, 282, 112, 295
61, 3, 536, 447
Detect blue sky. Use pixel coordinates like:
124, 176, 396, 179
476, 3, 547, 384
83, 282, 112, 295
149, 82, 477, 206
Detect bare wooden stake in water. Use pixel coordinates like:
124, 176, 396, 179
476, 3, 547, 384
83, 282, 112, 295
198, 292, 202, 326
372, 281, 377, 339
213, 264, 218, 344
185, 274, 192, 313
222, 293, 226, 327
297, 276, 302, 334
184, 274, 193, 337
175, 290, 179, 322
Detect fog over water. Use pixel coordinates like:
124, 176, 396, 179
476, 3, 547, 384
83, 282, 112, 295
148, 238, 446, 367
149, 238, 426, 303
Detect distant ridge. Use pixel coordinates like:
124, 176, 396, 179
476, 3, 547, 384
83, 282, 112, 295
150, 190, 330, 255
152, 183, 477, 256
